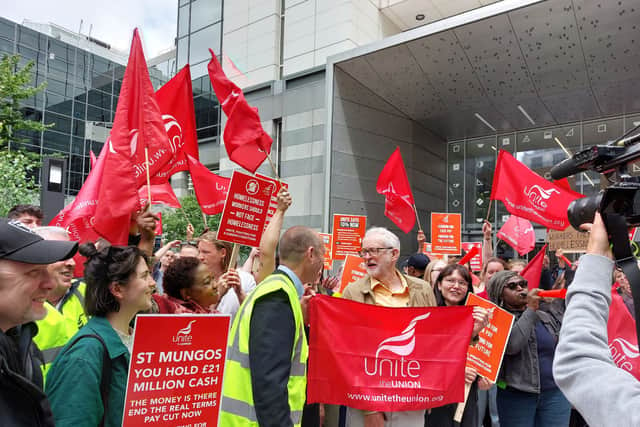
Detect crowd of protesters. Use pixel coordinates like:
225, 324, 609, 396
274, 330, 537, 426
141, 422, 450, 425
0, 197, 637, 427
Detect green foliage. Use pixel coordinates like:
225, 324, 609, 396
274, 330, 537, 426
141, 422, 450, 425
161, 194, 250, 262
0, 54, 51, 147
161, 194, 221, 242
0, 150, 40, 216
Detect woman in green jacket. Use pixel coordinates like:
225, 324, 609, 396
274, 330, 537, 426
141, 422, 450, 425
46, 243, 156, 427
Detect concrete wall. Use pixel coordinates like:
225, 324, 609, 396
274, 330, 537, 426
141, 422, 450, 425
330, 66, 447, 254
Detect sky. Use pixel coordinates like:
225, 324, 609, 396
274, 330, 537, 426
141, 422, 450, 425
3, 0, 178, 57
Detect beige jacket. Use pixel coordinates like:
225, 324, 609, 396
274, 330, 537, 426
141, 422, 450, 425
342, 271, 436, 308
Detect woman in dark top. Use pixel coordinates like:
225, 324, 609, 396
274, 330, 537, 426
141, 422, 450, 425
487, 270, 570, 427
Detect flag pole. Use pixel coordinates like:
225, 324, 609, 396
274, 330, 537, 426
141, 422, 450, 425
202, 212, 208, 229
413, 204, 423, 232
265, 152, 282, 183
144, 147, 152, 204
485, 198, 493, 222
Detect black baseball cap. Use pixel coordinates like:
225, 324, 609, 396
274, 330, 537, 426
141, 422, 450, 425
0, 219, 78, 264
408, 253, 430, 270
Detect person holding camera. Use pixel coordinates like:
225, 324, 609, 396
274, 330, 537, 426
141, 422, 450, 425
553, 212, 640, 427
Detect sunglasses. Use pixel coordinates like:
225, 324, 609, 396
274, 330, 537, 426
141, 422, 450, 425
505, 280, 527, 290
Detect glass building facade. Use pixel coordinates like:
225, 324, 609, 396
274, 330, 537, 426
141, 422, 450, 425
448, 113, 640, 241
0, 17, 172, 196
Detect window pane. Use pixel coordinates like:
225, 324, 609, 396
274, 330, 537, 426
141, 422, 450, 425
189, 24, 220, 65
190, 0, 222, 32
177, 37, 188, 68
178, 4, 190, 37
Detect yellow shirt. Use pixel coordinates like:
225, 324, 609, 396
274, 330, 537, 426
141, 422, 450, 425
371, 270, 410, 308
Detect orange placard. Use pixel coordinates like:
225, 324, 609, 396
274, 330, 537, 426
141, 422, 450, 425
319, 233, 333, 270
331, 214, 367, 261
421, 242, 443, 261
431, 213, 461, 255
338, 254, 367, 293
465, 293, 515, 383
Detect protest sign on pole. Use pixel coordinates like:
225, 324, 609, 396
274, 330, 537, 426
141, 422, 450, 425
331, 214, 367, 261
319, 233, 333, 270
461, 242, 483, 271
465, 293, 514, 383
338, 254, 367, 293
431, 213, 461, 255
122, 314, 230, 427
217, 171, 275, 247
255, 173, 289, 231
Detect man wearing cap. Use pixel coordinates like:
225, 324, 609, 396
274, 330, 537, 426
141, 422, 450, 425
0, 218, 78, 426
406, 252, 430, 278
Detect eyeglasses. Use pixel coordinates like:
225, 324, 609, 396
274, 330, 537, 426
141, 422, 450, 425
443, 278, 468, 287
358, 247, 393, 257
505, 280, 527, 290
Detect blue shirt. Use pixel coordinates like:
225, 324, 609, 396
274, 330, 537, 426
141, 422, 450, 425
276, 265, 304, 298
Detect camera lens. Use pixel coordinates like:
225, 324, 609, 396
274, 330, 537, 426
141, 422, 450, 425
567, 192, 603, 231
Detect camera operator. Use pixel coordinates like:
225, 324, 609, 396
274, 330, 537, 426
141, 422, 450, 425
553, 212, 640, 426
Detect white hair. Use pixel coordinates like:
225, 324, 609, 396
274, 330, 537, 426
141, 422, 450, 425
364, 227, 400, 250
33, 226, 70, 240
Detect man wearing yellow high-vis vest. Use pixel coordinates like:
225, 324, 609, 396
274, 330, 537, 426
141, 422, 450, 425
33, 227, 88, 376
221, 226, 325, 427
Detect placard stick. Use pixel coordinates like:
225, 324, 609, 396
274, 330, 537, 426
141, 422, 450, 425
202, 212, 208, 229
227, 243, 241, 271
265, 152, 283, 185
144, 147, 152, 203
453, 382, 472, 422
413, 204, 423, 232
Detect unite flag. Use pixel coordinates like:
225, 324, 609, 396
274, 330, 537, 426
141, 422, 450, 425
376, 147, 416, 233
307, 295, 473, 411
490, 150, 582, 231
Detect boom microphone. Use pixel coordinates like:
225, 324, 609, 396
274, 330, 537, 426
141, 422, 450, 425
551, 157, 581, 181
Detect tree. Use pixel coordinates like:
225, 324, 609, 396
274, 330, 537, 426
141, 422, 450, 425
0, 150, 39, 216
160, 194, 251, 262
0, 54, 50, 147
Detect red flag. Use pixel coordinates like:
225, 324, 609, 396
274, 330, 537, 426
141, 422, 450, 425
608, 289, 640, 380
521, 244, 547, 289
138, 182, 181, 209
207, 49, 272, 173
376, 147, 416, 233
497, 215, 536, 256
93, 29, 172, 244
490, 150, 583, 230
152, 65, 199, 183
187, 154, 230, 215
89, 150, 97, 169
307, 295, 473, 411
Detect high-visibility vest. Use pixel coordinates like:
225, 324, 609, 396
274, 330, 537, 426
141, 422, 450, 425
34, 302, 76, 378
34, 280, 88, 378
220, 272, 308, 427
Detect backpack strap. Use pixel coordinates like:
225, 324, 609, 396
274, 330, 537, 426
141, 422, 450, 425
64, 334, 112, 427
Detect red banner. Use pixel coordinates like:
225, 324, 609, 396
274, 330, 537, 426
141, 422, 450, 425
608, 290, 640, 380
521, 244, 547, 289
308, 295, 473, 411
217, 171, 275, 247
490, 150, 582, 230
122, 314, 230, 426
497, 215, 535, 256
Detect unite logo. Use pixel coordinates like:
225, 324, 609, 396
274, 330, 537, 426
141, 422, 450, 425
363, 313, 430, 388
523, 185, 559, 210
162, 114, 183, 154
173, 320, 196, 346
609, 337, 640, 372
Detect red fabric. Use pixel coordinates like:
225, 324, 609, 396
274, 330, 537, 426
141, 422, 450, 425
307, 295, 473, 411
187, 154, 230, 214
490, 150, 583, 230
554, 177, 585, 199
476, 289, 489, 299
152, 293, 216, 314
537, 289, 567, 298
560, 255, 573, 268
376, 147, 416, 233
93, 29, 172, 244
458, 245, 480, 266
521, 244, 547, 289
89, 150, 97, 169
497, 215, 536, 256
608, 289, 640, 380
207, 49, 272, 173
152, 65, 199, 183
138, 182, 181, 209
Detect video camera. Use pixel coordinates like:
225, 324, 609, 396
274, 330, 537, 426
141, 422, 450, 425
550, 130, 640, 231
